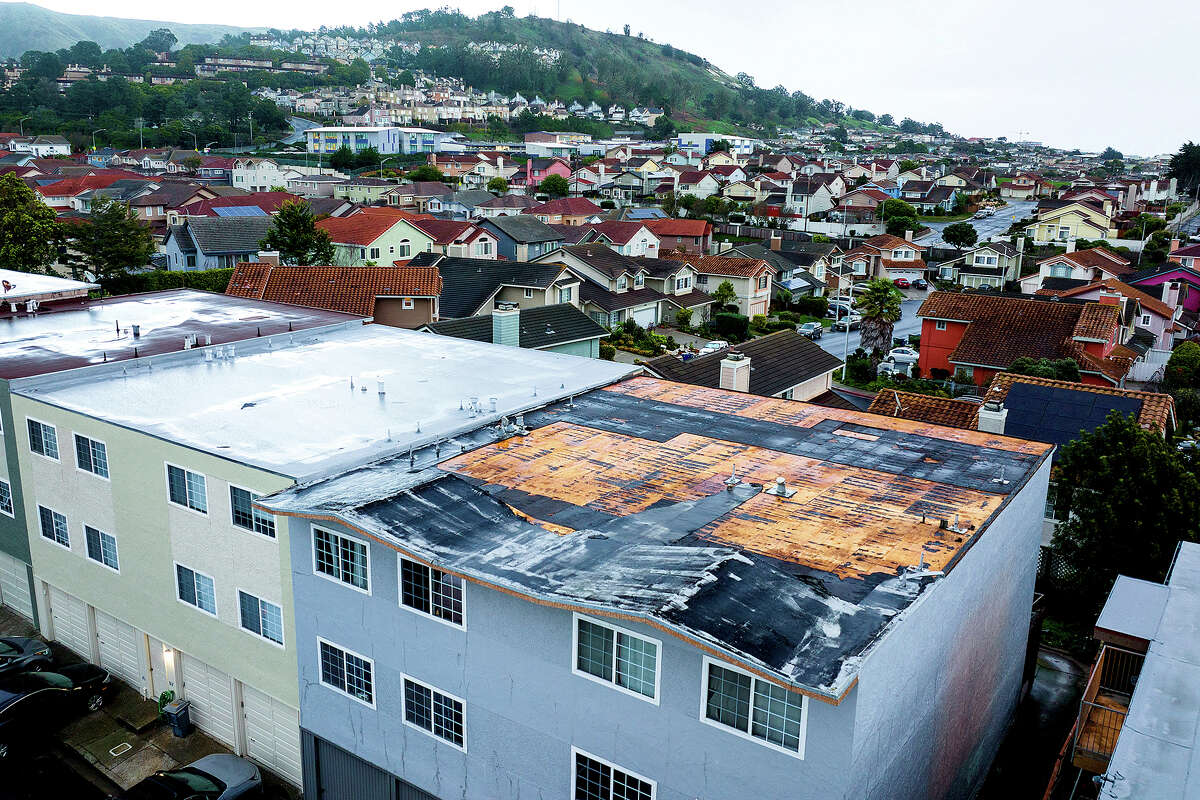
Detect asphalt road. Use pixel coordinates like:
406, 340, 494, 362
817, 291, 927, 359
283, 115, 319, 145
917, 200, 1038, 247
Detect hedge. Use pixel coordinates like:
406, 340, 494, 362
100, 268, 234, 296
712, 312, 749, 340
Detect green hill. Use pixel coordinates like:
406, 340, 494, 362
0, 2, 259, 58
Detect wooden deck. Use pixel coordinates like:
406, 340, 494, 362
1073, 690, 1130, 773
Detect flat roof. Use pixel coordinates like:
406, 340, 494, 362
0, 289, 361, 380
1094, 575, 1169, 641
0, 269, 98, 303
307, 126, 441, 134
262, 376, 1052, 701
14, 324, 636, 480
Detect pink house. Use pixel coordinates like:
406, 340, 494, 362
1042, 279, 1179, 351
510, 157, 571, 191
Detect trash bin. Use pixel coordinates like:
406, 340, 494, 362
163, 698, 192, 738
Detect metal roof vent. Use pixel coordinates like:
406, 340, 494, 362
766, 475, 796, 498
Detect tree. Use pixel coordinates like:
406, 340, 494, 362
70, 197, 155, 280
1052, 413, 1200, 622
885, 216, 920, 237
650, 115, 676, 141
1143, 230, 1172, 264
942, 222, 979, 249
897, 159, 919, 173
832, 125, 849, 144
1008, 357, 1081, 382
406, 164, 445, 183
880, 198, 918, 220
1168, 141, 1200, 197
0, 173, 59, 273
708, 139, 731, 153
139, 28, 178, 53
1099, 147, 1123, 161
355, 146, 381, 170
1164, 342, 1200, 389
330, 146, 356, 172
855, 279, 904, 356
487, 177, 509, 194
623, 24, 631, 36
539, 174, 570, 197
259, 201, 335, 266
675, 307, 694, 329
711, 280, 738, 311
1122, 213, 1167, 240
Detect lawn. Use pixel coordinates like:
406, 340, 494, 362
917, 211, 973, 223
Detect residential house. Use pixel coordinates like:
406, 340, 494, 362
1018, 247, 1134, 294
334, 177, 397, 205
672, 253, 775, 317
840, 234, 927, 286
474, 194, 540, 218
524, 197, 604, 226
286, 175, 346, 198
1167, 241, 1200, 270
318, 208, 434, 265
644, 330, 843, 401
11, 135, 70, 157
935, 241, 1025, 289
426, 190, 500, 219
402, 219, 498, 260
1035, 278, 1178, 368
916, 291, 1136, 387
382, 181, 454, 213
479, 215, 565, 261
185, 192, 302, 220
540, 243, 678, 328
575, 221, 661, 258
784, 178, 837, 218
1024, 200, 1118, 245
420, 303, 609, 358
231, 158, 301, 193
834, 188, 891, 224
509, 158, 571, 192
675, 171, 721, 200
728, 243, 830, 298
407, 252, 582, 319
644, 218, 713, 255
162, 216, 275, 270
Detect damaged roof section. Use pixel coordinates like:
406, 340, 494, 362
262, 376, 1052, 701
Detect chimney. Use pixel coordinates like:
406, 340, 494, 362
719, 352, 751, 393
258, 250, 280, 265
1065, 239, 1076, 254
769, 234, 782, 251
904, 229, 914, 242
492, 303, 520, 348
1098, 290, 1120, 306
977, 400, 1008, 435
1170, 238, 1181, 254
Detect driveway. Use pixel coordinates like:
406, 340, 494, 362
917, 200, 1038, 246
817, 291, 927, 360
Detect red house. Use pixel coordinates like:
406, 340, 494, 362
644, 218, 713, 255
916, 292, 1135, 387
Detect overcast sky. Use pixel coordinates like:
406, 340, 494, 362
26, 0, 1198, 156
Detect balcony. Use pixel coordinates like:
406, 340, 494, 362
1071, 644, 1144, 774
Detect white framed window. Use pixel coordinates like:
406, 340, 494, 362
399, 555, 464, 627
524, 288, 534, 298
701, 656, 808, 757
559, 286, 573, 303
313, 527, 370, 593
369, 247, 380, 260
229, 486, 276, 538
573, 614, 660, 703
166, 464, 207, 514
175, 563, 217, 616
402, 674, 465, 749
73, 434, 109, 479
758, 275, 769, 289
27, 418, 59, 461
397, 241, 411, 258
84, 525, 119, 571
1141, 314, 1152, 326
634, 274, 644, 288
476, 240, 492, 256
0, 479, 11, 517
1044, 482, 1061, 522
318, 638, 374, 707
936, 320, 947, 331
239, 590, 284, 645
402, 298, 415, 310
572, 748, 655, 800
38, 506, 69, 549
617, 276, 628, 290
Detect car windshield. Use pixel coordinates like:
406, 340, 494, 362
160, 768, 225, 794
0, 640, 18, 657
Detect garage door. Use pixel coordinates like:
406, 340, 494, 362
181, 654, 237, 746
886, 268, 924, 282
242, 684, 302, 786
0, 553, 33, 621
632, 306, 657, 327
48, 586, 90, 658
95, 610, 143, 692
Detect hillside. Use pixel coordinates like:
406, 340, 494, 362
0, 3, 259, 58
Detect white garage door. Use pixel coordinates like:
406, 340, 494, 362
632, 306, 657, 327
0, 553, 33, 621
242, 684, 303, 786
182, 654, 237, 746
48, 586, 90, 658
95, 610, 143, 692
886, 268, 924, 282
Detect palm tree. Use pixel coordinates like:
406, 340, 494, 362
856, 279, 904, 357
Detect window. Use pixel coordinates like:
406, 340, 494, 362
239, 591, 284, 644
74, 434, 109, 478
314, 527, 369, 591
1049, 265, 1072, 279
399, 556, 464, 626
1141, 314, 1152, 326
27, 419, 58, 460
524, 288, 534, 298
175, 564, 216, 615
780, 388, 794, 400
634, 274, 644, 287
476, 240, 492, 256
0, 480, 11, 517
230, 486, 275, 538
359, 248, 366, 259
617, 276, 627, 290
758, 275, 769, 289
696, 275, 708, 286
85, 526, 118, 571
38, 506, 69, 548
369, 247, 380, 260
397, 241, 411, 258
573, 750, 655, 800
559, 286, 573, 303
675, 276, 690, 290
318, 640, 374, 706
936, 320, 947, 331
574, 615, 660, 701
167, 465, 207, 513
703, 658, 806, 755
403, 676, 465, 748
1044, 482, 1061, 522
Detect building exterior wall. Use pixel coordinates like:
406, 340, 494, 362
784, 371, 834, 401
372, 298, 437, 329
0, 382, 36, 623
289, 517, 858, 800
544, 338, 600, 358
917, 319, 970, 378
846, 456, 1050, 800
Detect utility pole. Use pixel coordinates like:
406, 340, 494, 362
248, 113, 254, 150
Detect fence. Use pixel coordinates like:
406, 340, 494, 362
1072, 644, 1144, 771
1129, 347, 1171, 383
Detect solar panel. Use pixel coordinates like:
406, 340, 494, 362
212, 206, 267, 217
1003, 382, 1142, 452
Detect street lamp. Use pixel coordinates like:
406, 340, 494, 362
204, 141, 217, 153
380, 156, 397, 183
182, 129, 198, 151
18, 116, 30, 137
91, 128, 106, 152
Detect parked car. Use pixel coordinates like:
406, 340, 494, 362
893, 277, 911, 289
911, 278, 929, 290
851, 282, 873, 294
796, 322, 824, 340
119, 754, 264, 800
831, 314, 862, 332
0, 637, 52, 677
887, 346, 920, 364
826, 302, 855, 319
0, 664, 115, 759
972, 211, 987, 219
699, 340, 728, 354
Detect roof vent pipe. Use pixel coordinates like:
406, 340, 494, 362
132, 324, 140, 338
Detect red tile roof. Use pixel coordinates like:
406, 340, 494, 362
670, 253, 775, 278
644, 218, 712, 238
866, 391, 980, 429
225, 263, 441, 316
1037, 246, 1130, 269
526, 197, 603, 216
189, 192, 301, 216
1047, 278, 1174, 318
317, 212, 410, 246
35, 175, 124, 198
405, 218, 487, 245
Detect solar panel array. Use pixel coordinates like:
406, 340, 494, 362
1002, 382, 1142, 451
212, 206, 268, 217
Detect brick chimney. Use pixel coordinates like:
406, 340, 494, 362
1097, 290, 1121, 306
719, 352, 751, 392
257, 250, 280, 265
492, 303, 520, 347
1170, 238, 1181, 254
770, 234, 782, 251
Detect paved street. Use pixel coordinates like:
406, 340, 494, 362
283, 115, 319, 145
917, 200, 1037, 246
817, 291, 927, 359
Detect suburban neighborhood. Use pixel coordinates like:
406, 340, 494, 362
0, 4, 1197, 800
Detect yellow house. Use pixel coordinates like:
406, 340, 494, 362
703, 150, 740, 168
936, 173, 968, 188
1025, 202, 1117, 244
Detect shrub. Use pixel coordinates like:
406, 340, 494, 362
100, 267, 234, 296
599, 342, 616, 361
792, 295, 828, 317
712, 312, 749, 341
675, 308, 694, 329
600, 200, 616, 209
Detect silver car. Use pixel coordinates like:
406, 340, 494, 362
120, 754, 264, 799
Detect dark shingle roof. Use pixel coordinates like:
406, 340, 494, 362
422, 303, 608, 350
484, 214, 565, 243
172, 216, 274, 255
409, 253, 570, 319
578, 282, 669, 313
643, 330, 843, 397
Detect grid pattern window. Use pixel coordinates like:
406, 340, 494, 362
27, 419, 58, 460
230, 487, 275, 538
704, 660, 805, 754
399, 557, 463, 626
314, 528, 369, 591
575, 617, 658, 700
403, 677, 464, 748
0, 479, 12, 517
176, 564, 217, 615
318, 640, 373, 705
167, 465, 207, 513
239, 591, 284, 644
574, 751, 654, 800
84, 526, 118, 570
74, 435, 109, 478
38, 506, 69, 547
